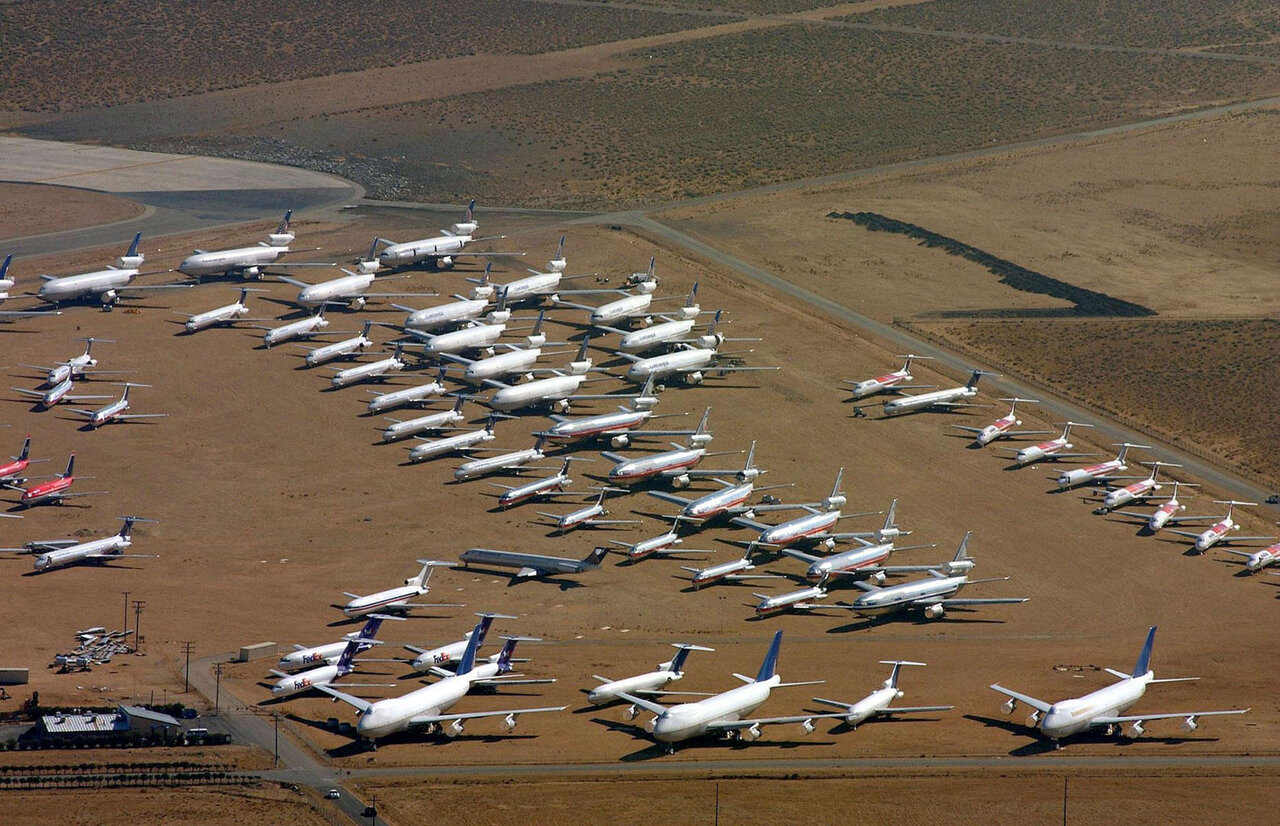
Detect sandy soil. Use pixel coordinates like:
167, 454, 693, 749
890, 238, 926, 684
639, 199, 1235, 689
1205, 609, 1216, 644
0, 746, 270, 771
0, 785, 334, 826
1, 203, 1274, 785
0, 183, 144, 241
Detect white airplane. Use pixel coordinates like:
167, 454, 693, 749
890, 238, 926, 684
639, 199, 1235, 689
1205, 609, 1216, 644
373, 201, 525, 270
536, 487, 640, 534
367, 369, 451, 414
453, 435, 550, 481
303, 320, 385, 367
951, 398, 1050, 447
20, 337, 127, 386
69, 383, 167, 429
1111, 481, 1204, 533
843, 354, 934, 399
406, 414, 500, 463
751, 582, 837, 617
607, 298, 723, 354
991, 626, 1249, 748
681, 550, 787, 590
882, 369, 995, 416
13, 373, 113, 410
268, 637, 392, 699
1053, 443, 1149, 490
587, 643, 716, 706
260, 305, 333, 348
608, 516, 717, 563
1225, 541, 1280, 574
405, 317, 519, 357
1094, 461, 1180, 513
277, 267, 436, 310
1167, 500, 1275, 553
839, 533, 1028, 620
781, 532, 939, 585
491, 457, 583, 509
0, 254, 13, 304
554, 260, 685, 328
328, 344, 408, 389
35, 234, 183, 306
731, 471, 891, 551
465, 259, 594, 305
457, 546, 610, 580
177, 287, 268, 333
278, 614, 403, 672
339, 560, 454, 617
11, 516, 158, 573
810, 662, 952, 728
618, 339, 778, 385
539, 377, 694, 448
603, 408, 741, 487
612, 631, 832, 749
441, 324, 564, 383
646, 442, 799, 525
396, 271, 513, 331
317, 621, 564, 747
483, 337, 613, 413
179, 211, 330, 279
404, 612, 513, 674
1005, 421, 1097, 466
381, 394, 469, 443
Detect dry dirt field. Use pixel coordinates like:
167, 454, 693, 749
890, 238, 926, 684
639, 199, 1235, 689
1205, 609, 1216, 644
1, 191, 1276, 796
0, 785, 335, 826
0, 182, 144, 240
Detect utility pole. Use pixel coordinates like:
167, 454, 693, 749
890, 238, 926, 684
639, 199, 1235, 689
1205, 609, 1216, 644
273, 712, 279, 767
1062, 777, 1068, 826
121, 590, 130, 636
180, 641, 195, 693
213, 662, 224, 717
132, 600, 145, 654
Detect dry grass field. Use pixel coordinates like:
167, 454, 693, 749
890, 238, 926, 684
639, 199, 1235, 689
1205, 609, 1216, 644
845, 0, 1280, 50
0, 785, 334, 826
0, 0, 722, 112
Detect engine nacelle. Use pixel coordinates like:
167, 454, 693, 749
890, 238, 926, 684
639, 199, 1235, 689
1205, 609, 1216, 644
100, 289, 119, 306
1129, 720, 1145, 737
676, 305, 700, 321
671, 474, 691, 489
1181, 715, 1197, 733
799, 718, 815, 736
447, 719, 464, 737
548, 257, 567, 273
568, 359, 592, 375
923, 603, 946, 619
117, 254, 145, 269
451, 221, 478, 235
690, 433, 713, 448
267, 231, 295, 247
488, 308, 512, 324
1027, 710, 1041, 727
554, 399, 571, 413
686, 371, 705, 385
1003, 697, 1017, 715
502, 713, 519, 732
822, 537, 836, 551
437, 256, 455, 270
356, 259, 380, 275
623, 704, 639, 721
696, 334, 722, 349
633, 278, 658, 294
244, 266, 262, 279
351, 296, 367, 309
736, 467, 760, 483
945, 559, 976, 575
739, 723, 762, 742
526, 332, 547, 347
643, 716, 657, 733
610, 434, 630, 449
870, 571, 887, 585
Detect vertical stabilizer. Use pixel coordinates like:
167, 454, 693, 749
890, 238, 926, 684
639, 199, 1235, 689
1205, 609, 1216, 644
755, 630, 784, 682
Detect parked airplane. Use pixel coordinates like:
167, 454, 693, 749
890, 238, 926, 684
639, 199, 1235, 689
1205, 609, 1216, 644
951, 398, 1050, 447
21, 337, 126, 386
811, 661, 953, 728
36, 234, 182, 306
278, 615, 404, 672
404, 612, 514, 674
441, 327, 565, 383
483, 338, 611, 413
260, 305, 333, 348
405, 317, 519, 357
751, 583, 836, 617
1167, 500, 1275, 553
465, 260, 594, 304
0, 254, 13, 304
1005, 421, 1096, 466
372, 200, 524, 270
457, 546, 610, 580
603, 409, 742, 487
276, 267, 436, 310
367, 368, 451, 414
587, 643, 716, 705
304, 320, 385, 367
1094, 461, 1180, 513
453, 435, 550, 481
612, 631, 831, 748
316, 621, 564, 746
646, 442, 796, 525
1225, 541, 1280, 574
536, 487, 640, 534
681, 551, 787, 590
329, 344, 408, 389
16, 516, 157, 572
1053, 443, 1149, 490
554, 261, 684, 328
843, 355, 934, 399
407, 414, 500, 463
1110, 481, 1204, 533
781, 533, 939, 585
397, 272, 513, 331
731, 472, 890, 551
0, 435, 47, 488
838, 533, 1028, 620
339, 560, 454, 617
609, 516, 717, 563
490, 457, 581, 508
539, 377, 693, 448
178, 287, 268, 333
381, 395, 469, 443
268, 636, 384, 699
607, 300, 728, 354
882, 369, 995, 416
69, 383, 167, 428
7, 453, 102, 508
991, 626, 1249, 747
179, 211, 328, 278
619, 342, 777, 386
12, 374, 114, 410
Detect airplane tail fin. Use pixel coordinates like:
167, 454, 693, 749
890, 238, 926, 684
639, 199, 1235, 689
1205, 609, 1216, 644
277, 210, 293, 233
965, 369, 984, 390
1133, 626, 1157, 676
63, 452, 75, 478
754, 630, 783, 682
357, 615, 386, 641
952, 531, 971, 565
668, 644, 697, 674
456, 619, 485, 675
880, 660, 926, 689
17, 435, 30, 462
0, 254, 10, 283
743, 440, 756, 473
881, 498, 898, 535
687, 406, 711, 446
496, 637, 522, 673
584, 546, 610, 567
574, 332, 591, 364
335, 637, 361, 675
830, 467, 844, 502
465, 199, 476, 224
125, 232, 142, 259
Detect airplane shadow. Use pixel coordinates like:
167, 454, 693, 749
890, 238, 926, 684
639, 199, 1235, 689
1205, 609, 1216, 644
592, 718, 834, 761
825, 614, 1005, 634
964, 713, 1219, 756
456, 565, 587, 590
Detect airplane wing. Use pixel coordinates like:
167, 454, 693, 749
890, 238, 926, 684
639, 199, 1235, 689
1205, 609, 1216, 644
583, 518, 642, 527
1164, 514, 1225, 524
65, 408, 97, 417
810, 697, 952, 716
988, 684, 1052, 713
1091, 709, 1249, 726
630, 547, 716, 557
516, 567, 540, 578
115, 413, 170, 420
84, 553, 157, 560
117, 284, 195, 294
931, 597, 1029, 607
22, 540, 81, 551
1166, 529, 1212, 539
647, 491, 694, 507
729, 516, 771, 531
612, 691, 669, 715
406, 705, 566, 727
314, 683, 375, 713
471, 676, 557, 687
1220, 535, 1278, 544
704, 713, 846, 733
950, 425, 984, 433
1001, 430, 1054, 438
359, 291, 440, 299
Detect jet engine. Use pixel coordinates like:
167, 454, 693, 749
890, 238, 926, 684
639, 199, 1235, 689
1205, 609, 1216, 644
1181, 716, 1197, 733
923, 603, 946, 619
356, 259, 380, 275
1003, 697, 1017, 714
1129, 720, 1145, 737
690, 432, 713, 448
870, 571, 887, 585
686, 371, 705, 385
502, 713, 519, 732
610, 435, 630, 449
739, 723, 762, 742
554, 399, 571, 413
799, 718, 815, 736
671, 474, 691, 489
436, 256, 455, 271
446, 719, 464, 737
99, 290, 119, 306
623, 704, 639, 721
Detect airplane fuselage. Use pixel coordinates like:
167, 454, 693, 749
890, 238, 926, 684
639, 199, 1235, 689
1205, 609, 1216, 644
1148, 499, 1182, 532
272, 663, 343, 698
379, 235, 472, 269
802, 543, 893, 583
754, 586, 827, 616
306, 333, 374, 367
682, 483, 754, 522
850, 370, 909, 399
497, 474, 570, 508
454, 446, 545, 480
1015, 438, 1070, 465
589, 670, 679, 705
976, 413, 1018, 446
461, 347, 542, 381
343, 585, 425, 617
86, 398, 129, 427
543, 409, 650, 444
838, 686, 900, 726
1194, 518, 1236, 552
368, 381, 448, 414
263, 314, 328, 347
625, 348, 715, 383
408, 428, 493, 462
591, 293, 654, 326
180, 245, 289, 278
330, 356, 404, 388
1102, 478, 1158, 510
883, 386, 975, 416
33, 536, 128, 572
688, 558, 757, 588
1057, 459, 1124, 489
489, 374, 587, 412
404, 298, 492, 330
186, 301, 249, 332
1243, 544, 1280, 572
1038, 674, 1150, 740
296, 273, 376, 307
458, 548, 592, 576
609, 447, 705, 485
382, 409, 464, 443
279, 641, 350, 672
650, 677, 778, 743
618, 318, 696, 352
849, 576, 967, 617
758, 510, 841, 548
21, 475, 74, 505
420, 322, 506, 355
38, 269, 138, 303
